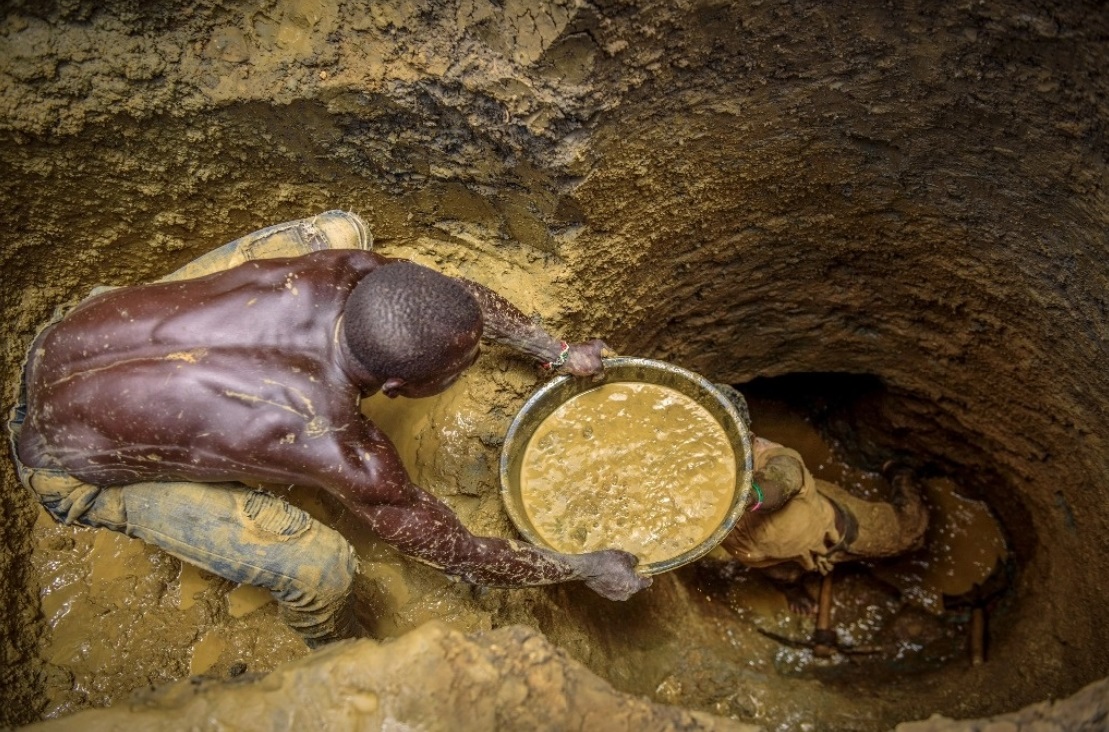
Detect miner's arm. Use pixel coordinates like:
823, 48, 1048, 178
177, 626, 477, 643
751, 454, 805, 513
454, 277, 609, 376
313, 422, 648, 600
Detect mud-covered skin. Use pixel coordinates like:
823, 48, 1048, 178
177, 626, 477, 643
750, 454, 805, 514
17, 249, 647, 597
457, 277, 610, 375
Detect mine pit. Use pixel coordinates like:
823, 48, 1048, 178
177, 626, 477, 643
2, 1, 1107, 730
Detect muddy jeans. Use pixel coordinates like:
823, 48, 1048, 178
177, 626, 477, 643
8, 210, 371, 648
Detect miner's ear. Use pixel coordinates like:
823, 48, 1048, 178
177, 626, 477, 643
382, 377, 407, 398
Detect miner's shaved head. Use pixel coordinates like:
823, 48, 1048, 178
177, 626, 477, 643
342, 261, 482, 382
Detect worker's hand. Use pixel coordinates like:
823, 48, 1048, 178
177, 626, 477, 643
750, 455, 805, 514
562, 339, 613, 377
575, 548, 652, 600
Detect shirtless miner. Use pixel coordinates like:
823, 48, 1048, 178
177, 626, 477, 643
9, 211, 650, 647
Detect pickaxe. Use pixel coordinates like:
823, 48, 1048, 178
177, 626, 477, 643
757, 572, 883, 656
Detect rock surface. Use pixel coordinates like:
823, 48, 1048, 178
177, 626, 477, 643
24, 622, 757, 732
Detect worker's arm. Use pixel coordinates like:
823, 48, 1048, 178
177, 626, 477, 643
312, 422, 649, 600
359, 480, 647, 598
454, 277, 609, 376
751, 454, 805, 513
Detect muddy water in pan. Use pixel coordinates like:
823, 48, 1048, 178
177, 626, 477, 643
518, 382, 737, 565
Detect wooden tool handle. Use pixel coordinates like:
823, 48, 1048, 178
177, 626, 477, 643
971, 607, 985, 665
814, 573, 835, 658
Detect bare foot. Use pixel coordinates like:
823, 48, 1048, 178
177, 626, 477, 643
781, 582, 819, 617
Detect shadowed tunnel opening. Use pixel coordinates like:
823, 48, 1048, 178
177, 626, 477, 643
734, 370, 1034, 570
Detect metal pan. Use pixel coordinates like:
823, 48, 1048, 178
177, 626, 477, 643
499, 357, 754, 575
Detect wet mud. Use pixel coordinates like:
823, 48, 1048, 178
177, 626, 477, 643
3, 1, 1109, 730
15, 316, 1019, 731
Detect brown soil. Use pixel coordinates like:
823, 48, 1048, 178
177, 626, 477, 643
2, 1, 1107, 730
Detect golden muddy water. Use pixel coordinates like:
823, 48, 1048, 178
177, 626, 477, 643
873, 478, 1008, 614
518, 382, 736, 564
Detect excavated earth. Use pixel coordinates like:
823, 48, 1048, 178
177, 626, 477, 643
1, 1, 1107, 730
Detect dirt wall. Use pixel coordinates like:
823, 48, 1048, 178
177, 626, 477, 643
1, 0, 1106, 729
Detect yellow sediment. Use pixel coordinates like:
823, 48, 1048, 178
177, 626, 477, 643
227, 584, 274, 618
519, 382, 736, 565
875, 477, 1008, 613
190, 630, 227, 676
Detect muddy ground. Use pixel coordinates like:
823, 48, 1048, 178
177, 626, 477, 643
2, 1, 1108, 730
